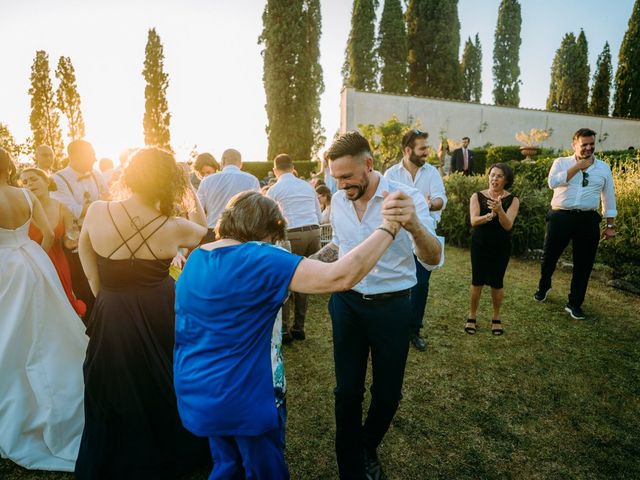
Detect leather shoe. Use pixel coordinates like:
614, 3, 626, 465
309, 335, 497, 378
291, 330, 306, 340
410, 332, 427, 351
282, 332, 294, 344
363, 448, 387, 480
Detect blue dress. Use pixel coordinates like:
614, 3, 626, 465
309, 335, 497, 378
174, 242, 302, 437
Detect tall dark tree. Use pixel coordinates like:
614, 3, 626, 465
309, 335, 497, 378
343, 0, 378, 91
613, 0, 640, 117
547, 32, 589, 113
589, 42, 613, 116
492, 0, 521, 106
0, 123, 24, 160
461, 34, 482, 102
407, 0, 461, 99
28, 50, 64, 163
407, 0, 429, 95
574, 29, 590, 113
142, 28, 172, 151
55, 56, 85, 140
260, 0, 324, 160
378, 0, 407, 93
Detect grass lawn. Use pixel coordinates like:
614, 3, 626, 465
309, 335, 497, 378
2, 246, 639, 479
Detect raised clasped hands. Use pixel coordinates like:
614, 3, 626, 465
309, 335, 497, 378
381, 191, 417, 233
487, 194, 504, 216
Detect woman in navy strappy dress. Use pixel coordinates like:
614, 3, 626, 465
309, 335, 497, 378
75, 148, 210, 479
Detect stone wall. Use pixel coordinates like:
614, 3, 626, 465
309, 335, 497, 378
340, 87, 640, 151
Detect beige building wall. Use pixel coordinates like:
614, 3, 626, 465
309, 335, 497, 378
340, 87, 640, 151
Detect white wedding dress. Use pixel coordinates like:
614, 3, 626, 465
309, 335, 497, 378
0, 189, 88, 471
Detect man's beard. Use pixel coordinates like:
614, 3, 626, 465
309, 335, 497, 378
344, 173, 369, 201
409, 152, 426, 167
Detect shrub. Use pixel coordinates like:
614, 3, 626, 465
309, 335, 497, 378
596, 162, 640, 287
507, 157, 555, 188
486, 145, 523, 164
241, 160, 318, 180
471, 148, 487, 174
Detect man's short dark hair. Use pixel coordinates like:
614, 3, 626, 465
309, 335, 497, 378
462, 136, 470, 142
326, 131, 372, 161
401, 129, 429, 150
274, 153, 294, 171
573, 128, 597, 141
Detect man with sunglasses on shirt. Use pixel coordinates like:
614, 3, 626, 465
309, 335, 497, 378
534, 128, 617, 320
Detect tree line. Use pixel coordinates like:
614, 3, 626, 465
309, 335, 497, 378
344, 0, 640, 117
1, 0, 639, 165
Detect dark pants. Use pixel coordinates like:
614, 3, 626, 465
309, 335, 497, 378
328, 291, 411, 479
207, 405, 288, 480
282, 228, 321, 335
410, 256, 432, 334
538, 209, 601, 308
65, 247, 95, 321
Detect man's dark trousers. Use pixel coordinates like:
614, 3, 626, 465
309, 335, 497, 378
328, 290, 411, 479
410, 256, 431, 335
538, 209, 601, 308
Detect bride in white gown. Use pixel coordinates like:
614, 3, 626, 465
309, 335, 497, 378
0, 148, 88, 472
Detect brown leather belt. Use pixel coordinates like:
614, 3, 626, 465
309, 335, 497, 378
288, 224, 320, 233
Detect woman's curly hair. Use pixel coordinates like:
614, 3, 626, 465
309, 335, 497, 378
118, 147, 191, 217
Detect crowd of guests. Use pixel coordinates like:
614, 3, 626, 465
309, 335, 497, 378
0, 125, 617, 479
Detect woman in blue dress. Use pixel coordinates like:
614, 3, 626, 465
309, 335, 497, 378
174, 190, 400, 479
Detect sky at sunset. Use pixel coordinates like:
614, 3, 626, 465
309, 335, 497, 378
0, 0, 635, 163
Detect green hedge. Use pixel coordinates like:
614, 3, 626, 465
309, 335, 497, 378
241, 160, 319, 180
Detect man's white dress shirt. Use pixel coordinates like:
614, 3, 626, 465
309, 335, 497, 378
330, 174, 444, 295
384, 161, 447, 223
266, 173, 322, 229
52, 166, 109, 220
548, 155, 617, 218
197, 165, 261, 228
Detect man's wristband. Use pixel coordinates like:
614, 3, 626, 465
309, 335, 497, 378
377, 226, 396, 240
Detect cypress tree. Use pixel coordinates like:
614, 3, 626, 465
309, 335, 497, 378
492, 0, 521, 106
260, 0, 325, 160
55, 56, 86, 140
461, 34, 482, 102
378, 0, 407, 94
613, 0, 640, 117
142, 28, 172, 152
407, 0, 429, 95
574, 29, 590, 113
343, 0, 378, 91
589, 42, 612, 116
0, 123, 24, 160
28, 50, 64, 164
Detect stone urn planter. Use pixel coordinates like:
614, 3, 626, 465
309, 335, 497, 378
520, 146, 539, 162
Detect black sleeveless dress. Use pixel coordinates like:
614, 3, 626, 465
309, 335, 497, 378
75, 205, 210, 479
470, 192, 516, 289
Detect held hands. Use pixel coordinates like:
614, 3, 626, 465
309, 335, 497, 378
486, 195, 504, 216
381, 191, 418, 232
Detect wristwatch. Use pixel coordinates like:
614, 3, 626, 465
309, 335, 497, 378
606, 223, 615, 229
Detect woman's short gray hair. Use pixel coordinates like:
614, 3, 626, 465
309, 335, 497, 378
215, 191, 287, 243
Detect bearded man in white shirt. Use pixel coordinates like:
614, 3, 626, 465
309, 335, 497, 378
267, 153, 323, 342
384, 129, 447, 352
534, 128, 617, 320
311, 131, 443, 480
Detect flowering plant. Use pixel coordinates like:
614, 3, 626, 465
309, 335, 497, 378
515, 128, 552, 147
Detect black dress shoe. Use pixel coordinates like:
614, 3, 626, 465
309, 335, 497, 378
363, 448, 387, 480
410, 333, 427, 351
282, 332, 294, 344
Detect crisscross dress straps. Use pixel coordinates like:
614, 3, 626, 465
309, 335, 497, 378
105, 202, 169, 259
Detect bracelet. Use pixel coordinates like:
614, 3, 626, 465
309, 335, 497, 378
377, 226, 396, 240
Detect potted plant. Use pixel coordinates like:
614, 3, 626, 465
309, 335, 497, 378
516, 128, 552, 161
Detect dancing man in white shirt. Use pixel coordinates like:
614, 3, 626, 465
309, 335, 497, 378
53, 139, 110, 319
534, 128, 617, 320
311, 131, 443, 480
197, 148, 260, 243
267, 153, 323, 342
384, 129, 447, 352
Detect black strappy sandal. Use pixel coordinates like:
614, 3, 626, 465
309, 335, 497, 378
492, 319, 504, 336
465, 319, 477, 335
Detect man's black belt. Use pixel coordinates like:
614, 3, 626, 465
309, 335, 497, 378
552, 208, 597, 214
347, 288, 411, 301
288, 224, 320, 233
